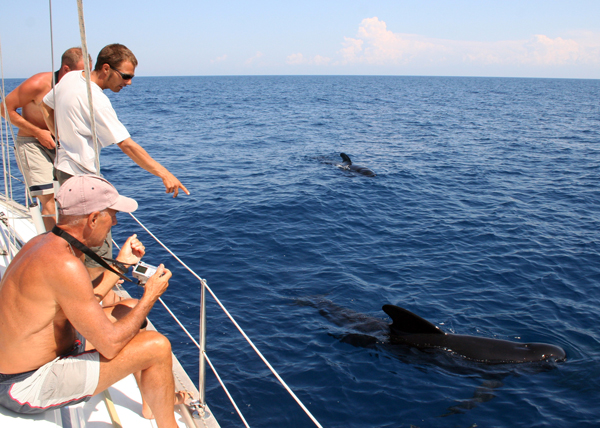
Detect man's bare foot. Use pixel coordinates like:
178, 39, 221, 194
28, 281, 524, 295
142, 400, 153, 419
142, 391, 191, 419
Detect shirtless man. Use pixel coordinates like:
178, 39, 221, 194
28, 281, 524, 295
0, 48, 87, 231
0, 175, 182, 428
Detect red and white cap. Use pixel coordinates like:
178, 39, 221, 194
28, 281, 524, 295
56, 175, 138, 215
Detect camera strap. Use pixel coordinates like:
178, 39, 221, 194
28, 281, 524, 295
51, 225, 133, 282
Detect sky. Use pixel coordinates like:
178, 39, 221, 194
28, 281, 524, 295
1, 0, 599, 79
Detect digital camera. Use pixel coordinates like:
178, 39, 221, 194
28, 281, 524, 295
132, 261, 158, 284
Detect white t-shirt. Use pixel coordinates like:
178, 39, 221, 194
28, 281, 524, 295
43, 71, 130, 175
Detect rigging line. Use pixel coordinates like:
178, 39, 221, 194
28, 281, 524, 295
48, 0, 56, 87
0, 39, 13, 203
128, 212, 324, 428
0, 26, 39, 208
76, 0, 100, 175
48, 0, 59, 146
0, 36, 22, 251
0, 75, 33, 207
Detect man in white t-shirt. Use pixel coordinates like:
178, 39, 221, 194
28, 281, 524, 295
41, 43, 189, 197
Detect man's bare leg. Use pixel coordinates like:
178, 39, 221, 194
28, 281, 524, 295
133, 368, 187, 419
94, 330, 178, 428
37, 193, 56, 231
102, 300, 152, 417
101, 301, 187, 420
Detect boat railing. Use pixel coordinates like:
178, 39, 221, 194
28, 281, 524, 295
126, 212, 324, 428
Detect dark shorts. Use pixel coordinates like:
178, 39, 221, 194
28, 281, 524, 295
0, 338, 100, 414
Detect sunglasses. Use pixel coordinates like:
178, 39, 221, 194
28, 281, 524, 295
109, 65, 134, 80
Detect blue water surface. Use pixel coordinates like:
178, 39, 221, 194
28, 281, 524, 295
4, 75, 600, 427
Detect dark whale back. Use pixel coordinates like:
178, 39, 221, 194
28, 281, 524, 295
382, 304, 443, 335
339, 153, 376, 177
340, 152, 352, 165
382, 304, 566, 364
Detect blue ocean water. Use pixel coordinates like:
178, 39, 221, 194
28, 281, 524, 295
4, 75, 600, 427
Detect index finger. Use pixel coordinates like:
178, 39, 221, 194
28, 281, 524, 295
178, 182, 190, 196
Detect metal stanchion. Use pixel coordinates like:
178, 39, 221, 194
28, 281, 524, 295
199, 278, 207, 407
192, 279, 208, 421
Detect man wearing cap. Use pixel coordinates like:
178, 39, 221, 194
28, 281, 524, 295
0, 175, 183, 428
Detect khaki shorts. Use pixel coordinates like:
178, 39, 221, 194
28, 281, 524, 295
0, 339, 100, 414
14, 136, 56, 197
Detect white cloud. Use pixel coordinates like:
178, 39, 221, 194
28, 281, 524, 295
210, 54, 228, 64
337, 17, 600, 68
286, 53, 306, 65
286, 53, 331, 66
245, 51, 264, 65
313, 55, 331, 65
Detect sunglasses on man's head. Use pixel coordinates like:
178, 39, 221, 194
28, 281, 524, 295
109, 65, 134, 80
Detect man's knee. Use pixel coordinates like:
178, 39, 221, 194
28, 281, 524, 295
37, 194, 56, 214
118, 298, 138, 308
103, 298, 140, 322
138, 330, 172, 359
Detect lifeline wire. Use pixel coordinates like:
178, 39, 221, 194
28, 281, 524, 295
128, 212, 324, 428
156, 295, 251, 428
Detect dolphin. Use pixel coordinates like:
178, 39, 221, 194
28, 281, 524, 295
383, 304, 566, 364
339, 153, 376, 177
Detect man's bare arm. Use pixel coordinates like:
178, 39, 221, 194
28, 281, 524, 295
2, 78, 56, 149
117, 137, 190, 197
40, 102, 57, 140
57, 259, 171, 359
91, 234, 145, 301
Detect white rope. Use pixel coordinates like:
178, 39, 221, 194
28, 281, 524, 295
76, 0, 101, 175
47, 0, 60, 150
128, 212, 324, 428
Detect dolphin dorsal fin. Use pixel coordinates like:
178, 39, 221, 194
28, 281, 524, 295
382, 305, 444, 335
340, 153, 352, 164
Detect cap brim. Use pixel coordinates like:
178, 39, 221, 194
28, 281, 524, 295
108, 195, 138, 213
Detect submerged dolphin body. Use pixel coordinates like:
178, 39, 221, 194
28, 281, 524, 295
383, 304, 566, 364
297, 297, 566, 365
339, 153, 376, 177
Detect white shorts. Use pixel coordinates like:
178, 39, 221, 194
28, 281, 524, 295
0, 340, 99, 415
